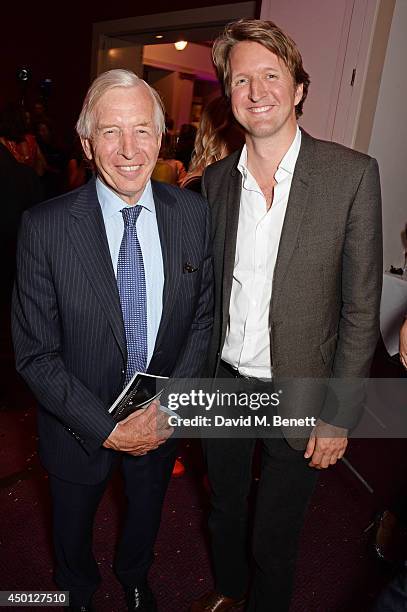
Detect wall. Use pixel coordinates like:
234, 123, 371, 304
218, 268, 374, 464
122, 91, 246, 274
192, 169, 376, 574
98, 39, 143, 75
149, 71, 195, 130
368, 0, 407, 270
148, 72, 179, 118
260, 0, 356, 140
260, 0, 403, 271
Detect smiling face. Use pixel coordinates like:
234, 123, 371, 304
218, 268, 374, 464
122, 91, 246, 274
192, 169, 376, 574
229, 41, 303, 144
81, 85, 161, 205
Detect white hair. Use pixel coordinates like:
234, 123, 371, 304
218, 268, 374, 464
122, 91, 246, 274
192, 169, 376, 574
76, 69, 166, 138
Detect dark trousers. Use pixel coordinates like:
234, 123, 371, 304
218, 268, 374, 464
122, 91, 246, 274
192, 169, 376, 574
372, 563, 407, 611
49, 443, 176, 607
203, 365, 318, 612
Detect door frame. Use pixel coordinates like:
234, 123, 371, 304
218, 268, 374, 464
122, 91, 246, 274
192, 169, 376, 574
91, 2, 257, 79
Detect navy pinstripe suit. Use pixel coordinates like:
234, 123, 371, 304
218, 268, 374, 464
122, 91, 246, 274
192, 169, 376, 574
12, 177, 213, 599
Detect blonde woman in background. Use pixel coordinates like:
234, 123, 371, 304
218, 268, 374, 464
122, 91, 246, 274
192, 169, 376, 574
181, 96, 244, 192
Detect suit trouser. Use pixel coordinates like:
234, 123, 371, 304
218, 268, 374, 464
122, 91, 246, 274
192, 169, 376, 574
203, 367, 318, 612
49, 441, 176, 607
372, 563, 407, 611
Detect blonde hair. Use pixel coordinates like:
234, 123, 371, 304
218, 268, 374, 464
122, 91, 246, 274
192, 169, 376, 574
76, 69, 165, 138
188, 96, 243, 173
212, 19, 310, 118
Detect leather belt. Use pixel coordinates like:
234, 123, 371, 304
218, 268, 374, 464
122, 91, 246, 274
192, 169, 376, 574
219, 360, 272, 384
220, 359, 251, 379
220, 360, 246, 378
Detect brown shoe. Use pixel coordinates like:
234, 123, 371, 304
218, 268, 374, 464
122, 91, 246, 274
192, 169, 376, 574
374, 510, 407, 564
190, 591, 245, 612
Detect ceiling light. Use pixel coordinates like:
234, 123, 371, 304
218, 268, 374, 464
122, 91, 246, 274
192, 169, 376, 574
155, 35, 163, 39
174, 41, 188, 51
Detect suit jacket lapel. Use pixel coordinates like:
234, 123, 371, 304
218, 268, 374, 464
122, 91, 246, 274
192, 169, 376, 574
67, 179, 126, 360
152, 183, 182, 351
271, 131, 314, 313
221, 162, 242, 343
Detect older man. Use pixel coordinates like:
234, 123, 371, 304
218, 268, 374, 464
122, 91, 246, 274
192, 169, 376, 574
12, 69, 213, 611
191, 19, 382, 612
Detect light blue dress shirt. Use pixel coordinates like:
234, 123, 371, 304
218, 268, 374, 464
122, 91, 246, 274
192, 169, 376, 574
96, 177, 164, 367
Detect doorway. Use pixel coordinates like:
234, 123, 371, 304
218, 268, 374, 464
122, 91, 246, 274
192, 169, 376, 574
91, 2, 256, 130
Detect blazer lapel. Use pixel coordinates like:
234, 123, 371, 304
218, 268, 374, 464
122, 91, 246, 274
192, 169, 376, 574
221, 163, 242, 343
152, 183, 182, 351
271, 131, 314, 313
67, 179, 126, 359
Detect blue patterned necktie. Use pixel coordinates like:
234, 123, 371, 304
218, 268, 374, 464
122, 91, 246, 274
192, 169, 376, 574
117, 205, 147, 384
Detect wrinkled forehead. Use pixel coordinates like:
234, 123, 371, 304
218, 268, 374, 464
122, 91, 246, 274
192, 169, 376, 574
91, 84, 155, 127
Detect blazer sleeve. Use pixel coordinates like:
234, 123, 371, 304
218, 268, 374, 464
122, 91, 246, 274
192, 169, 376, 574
170, 199, 214, 379
321, 157, 383, 428
333, 157, 382, 377
12, 210, 116, 455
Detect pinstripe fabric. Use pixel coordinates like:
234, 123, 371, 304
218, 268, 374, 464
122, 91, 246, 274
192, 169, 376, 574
12, 178, 213, 484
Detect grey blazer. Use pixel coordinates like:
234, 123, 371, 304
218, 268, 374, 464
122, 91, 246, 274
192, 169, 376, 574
202, 129, 382, 447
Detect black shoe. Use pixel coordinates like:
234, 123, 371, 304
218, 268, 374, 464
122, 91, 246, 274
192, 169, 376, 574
125, 582, 157, 611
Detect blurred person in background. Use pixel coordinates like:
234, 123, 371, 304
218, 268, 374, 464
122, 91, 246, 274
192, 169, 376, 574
66, 135, 93, 191
0, 142, 42, 302
0, 140, 42, 410
181, 96, 244, 192
34, 119, 66, 198
152, 133, 187, 186
0, 104, 46, 177
372, 319, 407, 612
175, 123, 197, 171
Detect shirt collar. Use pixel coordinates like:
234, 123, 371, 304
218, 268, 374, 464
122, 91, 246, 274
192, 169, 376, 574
278, 125, 301, 175
96, 176, 155, 221
237, 125, 302, 183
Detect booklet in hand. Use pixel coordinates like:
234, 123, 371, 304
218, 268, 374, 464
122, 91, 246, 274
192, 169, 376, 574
109, 372, 169, 422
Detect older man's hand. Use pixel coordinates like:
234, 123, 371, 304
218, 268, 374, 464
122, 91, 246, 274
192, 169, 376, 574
103, 400, 173, 456
304, 418, 348, 469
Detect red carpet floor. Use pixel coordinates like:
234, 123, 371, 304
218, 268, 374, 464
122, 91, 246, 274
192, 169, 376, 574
1, 320, 406, 611
1, 401, 405, 611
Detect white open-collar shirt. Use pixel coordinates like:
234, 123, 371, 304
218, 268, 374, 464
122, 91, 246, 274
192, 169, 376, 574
222, 126, 301, 378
